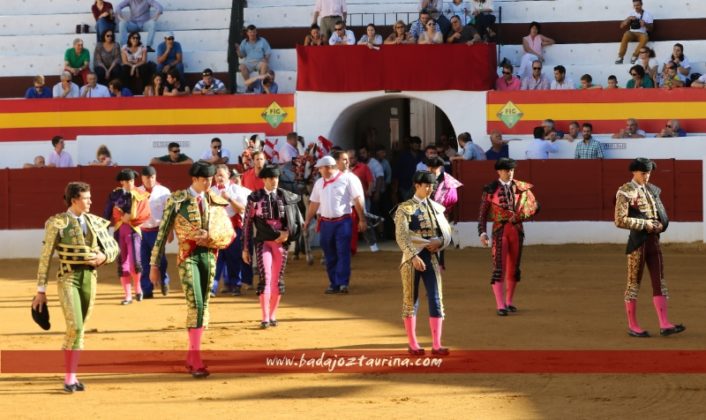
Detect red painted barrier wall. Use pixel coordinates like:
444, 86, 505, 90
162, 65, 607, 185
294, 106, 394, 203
2, 161, 702, 229
453, 160, 702, 223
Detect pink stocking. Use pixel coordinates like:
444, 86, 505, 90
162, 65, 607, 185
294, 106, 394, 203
505, 279, 517, 307
625, 300, 644, 333
64, 350, 76, 384
259, 294, 271, 322
491, 281, 505, 309
120, 275, 132, 300
268, 242, 284, 322
132, 273, 142, 295
403, 316, 421, 350
652, 296, 674, 329
187, 327, 204, 369
429, 317, 443, 350
269, 289, 281, 322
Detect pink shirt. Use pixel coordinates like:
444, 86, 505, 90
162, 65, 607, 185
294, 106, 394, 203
314, 0, 347, 17
495, 76, 521, 91
523, 34, 543, 56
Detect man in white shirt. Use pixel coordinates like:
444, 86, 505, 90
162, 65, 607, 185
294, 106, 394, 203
46, 135, 75, 167
313, 0, 347, 40
210, 165, 253, 296
200, 137, 231, 165
305, 155, 366, 294
616, 0, 654, 65
328, 20, 355, 45
550, 65, 574, 90
521, 60, 551, 90
80, 72, 111, 98
53, 71, 80, 98
612, 118, 647, 139
525, 126, 559, 159
137, 166, 171, 298
277, 132, 300, 190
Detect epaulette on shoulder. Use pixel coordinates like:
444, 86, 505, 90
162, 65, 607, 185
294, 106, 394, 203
48, 213, 70, 230
207, 190, 229, 206
396, 199, 417, 215
514, 180, 534, 192
483, 180, 499, 193
616, 182, 638, 199
171, 190, 188, 203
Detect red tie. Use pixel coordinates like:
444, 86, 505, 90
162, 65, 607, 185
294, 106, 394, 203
196, 195, 203, 215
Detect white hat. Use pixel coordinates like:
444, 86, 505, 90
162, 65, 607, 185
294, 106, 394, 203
314, 155, 337, 168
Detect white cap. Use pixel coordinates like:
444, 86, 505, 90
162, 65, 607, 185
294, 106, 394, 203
314, 155, 337, 168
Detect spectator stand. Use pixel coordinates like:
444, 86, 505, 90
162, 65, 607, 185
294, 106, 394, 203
0, 0, 232, 97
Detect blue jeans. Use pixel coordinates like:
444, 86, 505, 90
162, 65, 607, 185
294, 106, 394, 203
212, 227, 253, 294
119, 19, 156, 48
140, 229, 169, 296
319, 217, 352, 288
157, 62, 185, 84
96, 18, 116, 42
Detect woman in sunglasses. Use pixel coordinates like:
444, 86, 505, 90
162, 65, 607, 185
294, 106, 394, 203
626, 64, 654, 88
94, 29, 122, 85
121, 31, 153, 94
417, 18, 443, 44
384, 20, 413, 45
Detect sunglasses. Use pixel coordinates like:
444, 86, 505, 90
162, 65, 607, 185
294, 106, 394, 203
666, 125, 672, 128
105, 34, 113, 38
395, 25, 404, 29
170, 149, 180, 153
630, 72, 638, 76
166, 37, 174, 40
502, 71, 512, 75
532, 67, 541, 70
427, 23, 435, 26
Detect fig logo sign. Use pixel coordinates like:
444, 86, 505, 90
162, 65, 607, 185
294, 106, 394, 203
497, 101, 523, 129
262, 101, 287, 129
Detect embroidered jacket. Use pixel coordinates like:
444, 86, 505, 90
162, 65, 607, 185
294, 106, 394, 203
103, 188, 151, 233
478, 179, 539, 236
242, 188, 301, 245
394, 197, 452, 265
150, 189, 235, 266
615, 181, 669, 254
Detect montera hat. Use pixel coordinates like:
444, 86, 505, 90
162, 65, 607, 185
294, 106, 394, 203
141, 165, 157, 176
31, 301, 50, 330
412, 170, 436, 184
258, 164, 280, 178
495, 157, 517, 170
629, 157, 655, 172
116, 168, 138, 181
189, 161, 216, 177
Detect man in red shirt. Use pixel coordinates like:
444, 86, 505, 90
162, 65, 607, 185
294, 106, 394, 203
348, 149, 373, 203
241, 150, 266, 191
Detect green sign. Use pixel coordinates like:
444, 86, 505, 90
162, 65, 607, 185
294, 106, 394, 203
261, 101, 287, 129
497, 101, 523, 129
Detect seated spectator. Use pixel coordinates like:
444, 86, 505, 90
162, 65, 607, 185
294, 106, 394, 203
143, 73, 164, 96
156, 31, 184, 83
237, 24, 271, 91
659, 62, 684, 90
328, 20, 355, 45
446, 15, 481, 45
53, 71, 80, 98
410, 9, 440, 41
626, 64, 654, 88
358, 23, 383, 48
637, 46, 659, 85
108, 79, 133, 96
244, 70, 279, 94
417, 18, 443, 44
94, 29, 122, 85
550, 65, 574, 90
656, 119, 687, 138
563, 121, 580, 141
89, 144, 118, 166
24, 75, 52, 99
579, 74, 602, 89
521, 60, 550, 90
485, 129, 509, 160
496, 62, 521, 91
150, 142, 193, 165
518, 21, 555, 80
81, 72, 111, 97
47, 135, 75, 168
121, 31, 153, 94
163, 69, 190, 96
615, 0, 653, 65
117, 0, 163, 52
453, 132, 486, 160
23, 155, 46, 169
194, 68, 226, 95
445, 0, 471, 25
200, 137, 231, 164
471, 0, 497, 40
304, 23, 327, 46
574, 123, 604, 159
526, 126, 558, 159
612, 118, 646, 138
64, 38, 90, 86
384, 21, 414, 45
663, 43, 691, 84
606, 75, 619, 89
690, 74, 706, 88
92, 0, 116, 42
542, 118, 561, 138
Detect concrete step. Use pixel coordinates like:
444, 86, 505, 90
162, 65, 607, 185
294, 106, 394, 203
0, 9, 230, 36
0, 0, 231, 15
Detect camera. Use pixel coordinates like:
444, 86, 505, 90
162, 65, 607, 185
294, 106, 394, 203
629, 16, 642, 30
